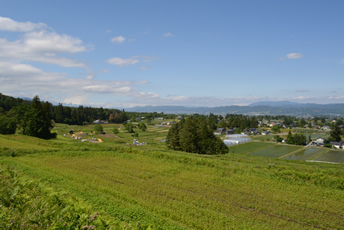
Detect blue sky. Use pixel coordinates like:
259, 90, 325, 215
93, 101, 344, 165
0, 0, 343, 108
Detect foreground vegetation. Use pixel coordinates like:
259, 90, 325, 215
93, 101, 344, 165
0, 122, 344, 229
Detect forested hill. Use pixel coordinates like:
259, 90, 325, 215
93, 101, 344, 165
0, 93, 170, 125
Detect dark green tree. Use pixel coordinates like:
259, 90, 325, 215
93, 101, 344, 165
94, 124, 103, 134
113, 128, 119, 134
329, 124, 341, 142
166, 123, 181, 150
138, 122, 147, 131
0, 108, 17, 134
179, 117, 198, 153
16, 96, 55, 139
298, 118, 306, 127
124, 123, 135, 133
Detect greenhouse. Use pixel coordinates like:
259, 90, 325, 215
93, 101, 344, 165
223, 138, 252, 146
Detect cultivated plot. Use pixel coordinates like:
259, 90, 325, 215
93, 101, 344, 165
249, 145, 302, 158
314, 150, 344, 163
251, 135, 274, 141
284, 148, 325, 161
228, 142, 274, 154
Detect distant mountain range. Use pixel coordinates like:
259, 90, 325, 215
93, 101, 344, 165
18, 96, 344, 116
126, 102, 344, 116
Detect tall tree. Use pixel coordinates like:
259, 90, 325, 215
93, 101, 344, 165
16, 96, 55, 139
329, 124, 341, 142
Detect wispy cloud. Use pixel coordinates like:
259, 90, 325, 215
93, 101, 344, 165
105, 29, 111, 33
99, 69, 109, 73
0, 16, 48, 32
163, 32, 174, 37
111, 35, 125, 43
296, 89, 309, 93
286, 53, 304, 59
106, 57, 139, 66
279, 53, 304, 61
131, 55, 158, 63
128, 38, 136, 42
140, 66, 150, 70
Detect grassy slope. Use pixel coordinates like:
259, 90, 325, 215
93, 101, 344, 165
1, 124, 344, 229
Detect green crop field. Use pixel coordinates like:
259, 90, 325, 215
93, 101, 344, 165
248, 145, 302, 158
251, 135, 274, 141
284, 148, 327, 161
1, 124, 344, 229
227, 142, 274, 154
314, 150, 344, 163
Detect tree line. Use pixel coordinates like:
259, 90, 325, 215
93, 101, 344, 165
0, 93, 174, 126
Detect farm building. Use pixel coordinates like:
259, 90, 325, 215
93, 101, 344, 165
223, 138, 252, 146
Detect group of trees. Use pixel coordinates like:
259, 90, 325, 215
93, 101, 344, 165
219, 114, 258, 130
0, 108, 17, 134
286, 131, 307, 145
328, 124, 342, 142
0, 93, 173, 126
0, 96, 56, 139
166, 117, 228, 155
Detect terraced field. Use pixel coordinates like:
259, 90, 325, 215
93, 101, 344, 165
1, 124, 344, 229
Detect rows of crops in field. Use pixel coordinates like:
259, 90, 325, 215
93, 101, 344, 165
1, 123, 344, 229
227, 142, 274, 154
314, 150, 344, 163
284, 148, 326, 161
249, 145, 302, 158
251, 135, 274, 140
2, 146, 344, 229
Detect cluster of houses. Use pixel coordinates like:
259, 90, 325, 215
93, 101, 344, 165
312, 137, 344, 149
215, 127, 270, 136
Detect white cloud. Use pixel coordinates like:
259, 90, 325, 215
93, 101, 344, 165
99, 69, 109, 73
0, 26, 89, 67
278, 57, 285, 61
140, 66, 150, 70
0, 62, 152, 105
106, 57, 139, 66
111, 36, 125, 43
163, 32, 174, 37
0, 16, 48, 32
86, 75, 95, 80
286, 53, 304, 59
131, 55, 158, 63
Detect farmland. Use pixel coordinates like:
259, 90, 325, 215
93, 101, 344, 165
248, 145, 302, 158
1, 123, 344, 229
284, 148, 327, 161
227, 142, 274, 154
314, 150, 344, 163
